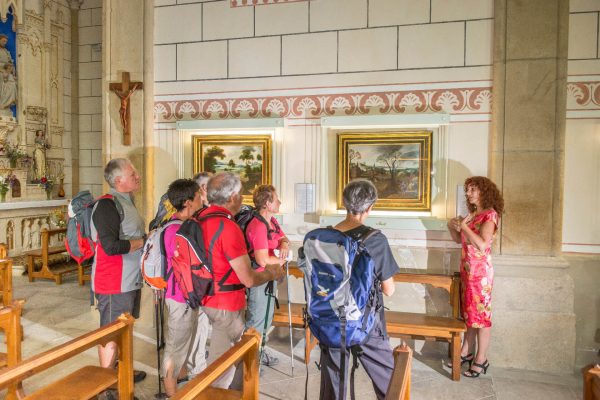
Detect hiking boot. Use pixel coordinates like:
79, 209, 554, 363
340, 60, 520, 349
261, 350, 279, 366
133, 369, 147, 383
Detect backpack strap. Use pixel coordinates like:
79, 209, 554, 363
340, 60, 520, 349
159, 219, 183, 295
195, 211, 245, 293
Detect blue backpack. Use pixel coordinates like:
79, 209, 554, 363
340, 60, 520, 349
299, 226, 380, 349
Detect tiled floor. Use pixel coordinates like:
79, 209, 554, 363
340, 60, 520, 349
0, 269, 584, 399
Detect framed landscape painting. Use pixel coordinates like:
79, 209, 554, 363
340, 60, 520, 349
193, 135, 272, 205
337, 131, 432, 211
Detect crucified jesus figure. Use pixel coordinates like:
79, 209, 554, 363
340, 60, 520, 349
109, 72, 143, 145
114, 82, 140, 137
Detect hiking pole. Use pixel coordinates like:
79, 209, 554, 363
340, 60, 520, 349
275, 248, 295, 376
154, 290, 163, 396
285, 259, 295, 376
259, 280, 275, 374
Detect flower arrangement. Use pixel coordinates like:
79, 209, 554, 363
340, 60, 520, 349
38, 175, 54, 191
0, 174, 16, 200
3, 143, 27, 167
49, 208, 66, 228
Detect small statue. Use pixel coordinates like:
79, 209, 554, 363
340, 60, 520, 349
33, 130, 50, 181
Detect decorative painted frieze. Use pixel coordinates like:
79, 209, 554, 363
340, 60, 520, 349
567, 81, 600, 109
154, 87, 492, 122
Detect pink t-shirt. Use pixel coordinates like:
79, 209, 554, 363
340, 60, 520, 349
245, 216, 286, 270
164, 218, 185, 303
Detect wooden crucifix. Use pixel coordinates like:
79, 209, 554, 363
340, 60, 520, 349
109, 72, 143, 146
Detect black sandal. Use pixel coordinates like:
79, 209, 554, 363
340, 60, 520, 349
463, 360, 489, 378
447, 353, 473, 368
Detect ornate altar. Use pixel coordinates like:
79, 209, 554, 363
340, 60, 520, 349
0, 1, 70, 257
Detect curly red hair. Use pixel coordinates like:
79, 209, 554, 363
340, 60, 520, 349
464, 176, 504, 214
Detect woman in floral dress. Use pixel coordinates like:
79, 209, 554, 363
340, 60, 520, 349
447, 176, 504, 378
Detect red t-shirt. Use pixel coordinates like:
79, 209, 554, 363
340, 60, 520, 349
245, 215, 286, 269
197, 205, 248, 311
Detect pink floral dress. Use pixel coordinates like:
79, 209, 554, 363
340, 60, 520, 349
460, 209, 498, 328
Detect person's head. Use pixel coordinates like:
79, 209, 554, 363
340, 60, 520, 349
0, 35, 7, 46
36, 129, 43, 137
4, 62, 13, 72
167, 179, 202, 217
104, 158, 140, 193
463, 176, 504, 214
193, 172, 212, 205
206, 172, 242, 213
253, 184, 281, 214
342, 179, 378, 215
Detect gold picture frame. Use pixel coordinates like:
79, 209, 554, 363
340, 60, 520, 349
337, 131, 432, 211
193, 135, 272, 205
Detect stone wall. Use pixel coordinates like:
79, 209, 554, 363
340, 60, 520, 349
77, 0, 103, 197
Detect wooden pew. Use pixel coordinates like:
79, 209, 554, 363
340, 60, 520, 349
0, 313, 135, 400
170, 329, 261, 400
584, 364, 600, 400
272, 266, 318, 365
387, 272, 466, 381
0, 301, 24, 400
385, 343, 412, 400
276, 266, 466, 381
25, 227, 78, 284
0, 252, 13, 307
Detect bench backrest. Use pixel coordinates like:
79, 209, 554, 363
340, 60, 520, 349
287, 265, 461, 318
40, 228, 67, 255
0, 257, 13, 306
0, 313, 134, 398
0, 244, 6, 259
385, 344, 412, 400
0, 302, 24, 400
170, 329, 261, 400
392, 272, 461, 318
585, 364, 600, 400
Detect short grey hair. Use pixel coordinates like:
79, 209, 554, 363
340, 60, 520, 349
193, 172, 212, 188
104, 158, 132, 188
207, 172, 242, 205
342, 179, 378, 215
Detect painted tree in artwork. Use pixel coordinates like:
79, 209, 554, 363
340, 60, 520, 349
349, 148, 362, 178
203, 146, 226, 173
376, 147, 403, 187
228, 159, 236, 168
239, 146, 256, 165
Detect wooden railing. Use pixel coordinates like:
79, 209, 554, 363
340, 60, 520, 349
0, 301, 24, 400
0, 313, 135, 400
385, 344, 412, 400
170, 329, 261, 400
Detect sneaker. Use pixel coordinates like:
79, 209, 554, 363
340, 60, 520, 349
133, 369, 147, 383
260, 350, 279, 366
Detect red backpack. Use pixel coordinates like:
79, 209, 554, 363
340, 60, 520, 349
171, 211, 245, 309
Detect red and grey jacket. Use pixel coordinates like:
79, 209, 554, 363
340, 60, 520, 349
91, 190, 146, 294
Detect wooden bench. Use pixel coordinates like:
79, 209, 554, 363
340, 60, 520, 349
278, 266, 466, 381
387, 272, 466, 381
0, 301, 24, 400
0, 251, 13, 307
385, 344, 412, 400
0, 313, 135, 400
25, 228, 78, 284
170, 328, 261, 400
584, 364, 600, 400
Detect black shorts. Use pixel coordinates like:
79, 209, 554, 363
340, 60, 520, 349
95, 289, 141, 327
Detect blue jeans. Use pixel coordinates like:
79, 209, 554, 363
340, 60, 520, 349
245, 280, 277, 335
